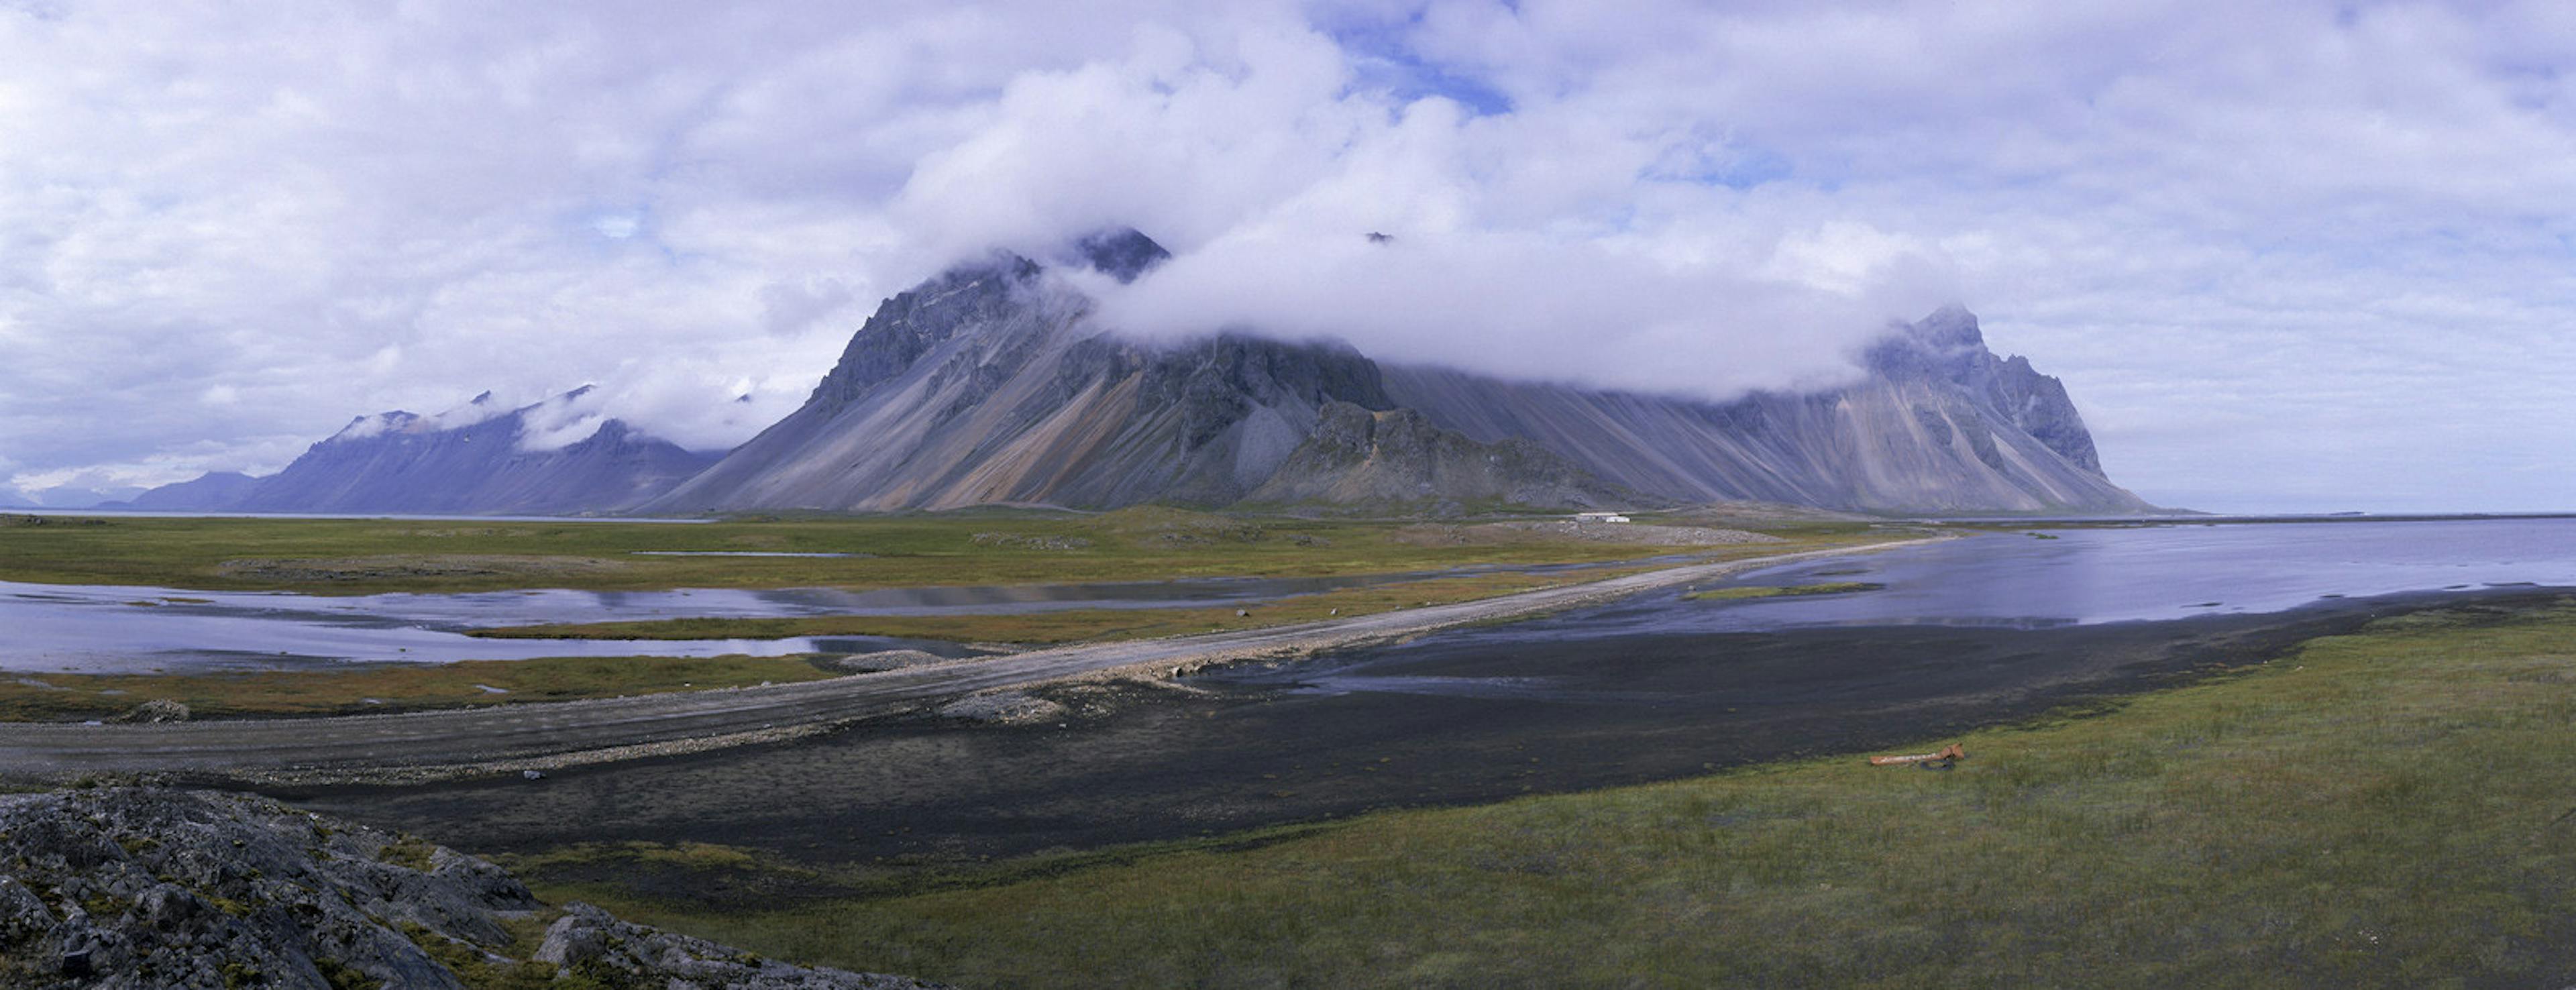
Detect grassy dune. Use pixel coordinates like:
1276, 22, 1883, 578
0, 655, 839, 721
0, 508, 1876, 594
540, 598, 2576, 988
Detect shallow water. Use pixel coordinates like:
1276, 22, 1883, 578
0, 587, 977, 673
0, 559, 1634, 674
16, 519, 2571, 676
2, 508, 710, 522
1200, 518, 2576, 702
1683, 518, 2576, 630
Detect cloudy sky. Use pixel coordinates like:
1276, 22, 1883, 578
2, 1, 2571, 512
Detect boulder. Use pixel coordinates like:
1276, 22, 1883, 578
109, 698, 190, 723
0, 787, 945, 989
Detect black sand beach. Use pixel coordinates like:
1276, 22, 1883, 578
265, 587, 2558, 908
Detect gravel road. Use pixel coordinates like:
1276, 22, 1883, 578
0, 541, 1923, 782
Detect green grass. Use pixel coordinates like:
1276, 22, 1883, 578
0, 508, 1878, 595
534, 598, 2576, 988
472, 566, 1652, 645
1682, 580, 1884, 601
398, 914, 569, 990
377, 835, 439, 872
0, 655, 839, 721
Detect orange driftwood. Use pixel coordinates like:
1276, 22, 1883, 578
1867, 743, 1966, 766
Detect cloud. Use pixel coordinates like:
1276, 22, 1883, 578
902, 16, 1959, 400
515, 389, 612, 453
1090, 225, 1951, 399
2, 0, 2573, 512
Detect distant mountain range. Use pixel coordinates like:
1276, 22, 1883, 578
0, 484, 147, 510
117, 229, 2152, 517
109, 389, 717, 515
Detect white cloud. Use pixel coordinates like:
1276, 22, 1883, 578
0, 0, 2571, 512
590, 213, 643, 240
515, 389, 612, 452
1090, 224, 1941, 399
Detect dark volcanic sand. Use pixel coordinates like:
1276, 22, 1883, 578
257, 588, 2569, 906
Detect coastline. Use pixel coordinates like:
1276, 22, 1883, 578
0, 537, 1941, 785
276, 583, 2576, 895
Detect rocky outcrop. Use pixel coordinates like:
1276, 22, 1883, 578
1243, 401, 1635, 510
132, 388, 722, 516
533, 902, 935, 989
0, 787, 940, 989
106, 699, 189, 724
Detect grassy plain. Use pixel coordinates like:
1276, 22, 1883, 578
0, 655, 839, 721
0, 508, 1879, 595
532, 598, 2576, 988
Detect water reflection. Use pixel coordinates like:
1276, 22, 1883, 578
1686, 519, 2576, 630
0, 557, 1659, 673
1195, 519, 2576, 702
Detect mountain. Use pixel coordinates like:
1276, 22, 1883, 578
103, 471, 261, 512
653, 229, 2150, 516
1242, 401, 1635, 510
3, 485, 149, 509
1380, 306, 2149, 513
649, 237, 1426, 512
129, 390, 719, 515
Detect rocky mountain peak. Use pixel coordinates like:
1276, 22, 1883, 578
1859, 306, 2105, 476
803, 254, 1051, 412
1913, 303, 1984, 347
1073, 227, 1171, 283
804, 227, 1168, 418
1864, 305, 1988, 381
327, 410, 421, 442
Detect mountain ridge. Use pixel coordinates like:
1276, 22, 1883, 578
119, 229, 2152, 518
1381, 306, 2146, 513
652, 229, 2151, 516
124, 390, 718, 515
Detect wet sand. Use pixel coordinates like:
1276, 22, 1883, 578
267, 587, 2564, 908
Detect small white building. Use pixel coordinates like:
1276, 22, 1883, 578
1572, 511, 1632, 523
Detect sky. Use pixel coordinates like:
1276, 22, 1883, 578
1, 1, 2571, 513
